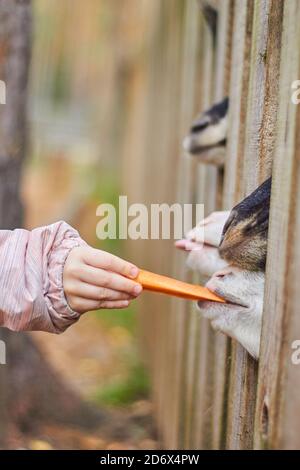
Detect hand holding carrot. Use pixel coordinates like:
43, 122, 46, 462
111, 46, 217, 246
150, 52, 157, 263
63, 246, 143, 313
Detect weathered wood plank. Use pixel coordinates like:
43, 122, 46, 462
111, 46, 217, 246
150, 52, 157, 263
222, 0, 255, 450
223, 0, 253, 208
254, 0, 300, 449
218, 1, 254, 449
152, 0, 184, 444
190, 0, 233, 450
135, 0, 172, 438
242, 0, 283, 191
174, 0, 205, 449
209, 0, 233, 450
226, 0, 283, 449
189, 17, 216, 449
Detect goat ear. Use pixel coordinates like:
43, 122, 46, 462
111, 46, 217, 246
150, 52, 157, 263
219, 210, 237, 245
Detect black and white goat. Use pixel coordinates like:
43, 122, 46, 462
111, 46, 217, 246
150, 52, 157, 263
178, 99, 271, 359
182, 97, 229, 155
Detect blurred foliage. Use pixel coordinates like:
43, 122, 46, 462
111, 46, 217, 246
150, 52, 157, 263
97, 298, 137, 334
93, 361, 150, 407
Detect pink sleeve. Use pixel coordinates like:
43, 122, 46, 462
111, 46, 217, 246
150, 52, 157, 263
0, 221, 87, 334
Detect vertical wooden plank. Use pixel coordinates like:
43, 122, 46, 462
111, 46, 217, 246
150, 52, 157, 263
150, 0, 183, 443
254, 0, 300, 449
210, 0, 233, 450
226, 0, 283, 449
133, 0, 180, 441
222, 0, 255, 449
223, 0, 253, 208
157, 0, 186, 448
169, 0, 203, 450
191, 0, 233, 450
188, 17, 215, 450
242, 0, 284, 191
215, 0, 253, 449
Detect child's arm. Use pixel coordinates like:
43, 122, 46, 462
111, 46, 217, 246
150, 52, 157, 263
0, 221, 142, 334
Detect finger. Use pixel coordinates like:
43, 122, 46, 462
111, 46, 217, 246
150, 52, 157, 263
68, 297, 104, 314
98, 300, 131, 309
66, 281, 135, 302
81, 247, 139, 278
69, 297, 130, 314
79, 265, 143, 296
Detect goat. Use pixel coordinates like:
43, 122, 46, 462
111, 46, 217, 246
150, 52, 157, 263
176, 179, 271, 359
182, 97, 229, 155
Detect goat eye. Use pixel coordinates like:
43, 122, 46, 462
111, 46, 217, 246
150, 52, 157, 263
191, 120, 209, 133
243, 221, 257, 235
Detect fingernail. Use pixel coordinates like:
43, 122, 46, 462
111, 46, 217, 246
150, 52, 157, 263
130, 266, 139, 278
133, 284, 142, 296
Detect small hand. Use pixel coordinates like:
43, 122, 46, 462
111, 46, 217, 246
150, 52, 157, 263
63, 246, 142, 313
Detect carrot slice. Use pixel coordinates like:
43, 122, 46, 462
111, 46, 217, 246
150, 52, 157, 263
135, 269, 225, 303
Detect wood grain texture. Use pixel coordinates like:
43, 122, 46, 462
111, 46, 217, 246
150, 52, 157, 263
209, 0, 233, 450
222, 0, 256, 450
178, 8, 215, 449
254, 0, 300, 449
225, 0, 283, 450
188, 17, 216, 450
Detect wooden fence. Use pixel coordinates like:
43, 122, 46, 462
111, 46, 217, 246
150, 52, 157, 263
122, 0, 300, 449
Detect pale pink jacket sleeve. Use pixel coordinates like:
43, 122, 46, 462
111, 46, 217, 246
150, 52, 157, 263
0, 221, 86, 334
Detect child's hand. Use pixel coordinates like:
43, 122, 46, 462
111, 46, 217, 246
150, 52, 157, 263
63, 246, 142, 313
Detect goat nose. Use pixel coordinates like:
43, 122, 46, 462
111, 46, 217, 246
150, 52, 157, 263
213, 267, 234, 279
215, 272, 226, 279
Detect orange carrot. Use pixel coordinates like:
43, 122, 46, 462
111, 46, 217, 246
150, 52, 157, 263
135, 269, 225, 303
